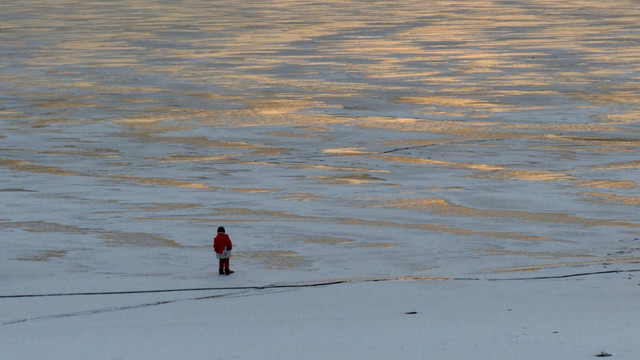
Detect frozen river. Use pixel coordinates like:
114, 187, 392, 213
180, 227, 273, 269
2, 0, 640, 287
2, 1, 640, 359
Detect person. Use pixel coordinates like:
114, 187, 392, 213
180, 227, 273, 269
213, 226, 233, 275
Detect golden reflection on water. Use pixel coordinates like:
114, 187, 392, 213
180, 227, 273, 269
101, 232, 182, 247
311, 173, 385, 185
277, 193, 324, 202
594, 161, 640, 170
2, 0, 640, 275
334, 217, 555, 242
236, 250, 310, 270
482, 257, 640, 274
576, 180, 636, 189
476, 248, 593, 260
0, 220, 181, 248
477, 170, 575, 182
373, 154, 507, 171
0, 221, 88, 234
322, 147, 368, 155
2, 0, 637, 128
212, 208, 316, 221
584, 192, 640, 206
17, 250, 68, 262
303, 236, 354, 245
369, 198, 639, 228
0, 158, 84, 176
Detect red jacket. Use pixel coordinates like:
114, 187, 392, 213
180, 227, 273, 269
213, 233, 232, 254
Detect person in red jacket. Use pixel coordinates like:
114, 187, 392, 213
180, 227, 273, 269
213, 226, 233, 275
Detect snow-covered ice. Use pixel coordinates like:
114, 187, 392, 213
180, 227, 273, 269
1, 0, 639, 359
2, 276, 638, 359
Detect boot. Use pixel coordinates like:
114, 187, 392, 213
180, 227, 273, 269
219, 268, 224, 275
225, 269, 234, 275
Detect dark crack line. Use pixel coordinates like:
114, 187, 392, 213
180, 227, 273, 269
0, 279, 348, 299
2, 270, 638, 326
379, 144, 436, 154
2, 299, 180, 326
1, 288, 294, 326
486, 269, 640, 281
1, 269, 638, 301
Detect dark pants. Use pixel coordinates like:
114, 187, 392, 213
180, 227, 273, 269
219, 258, 230, 271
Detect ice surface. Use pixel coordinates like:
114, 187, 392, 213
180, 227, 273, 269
1, 0, 639, 359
